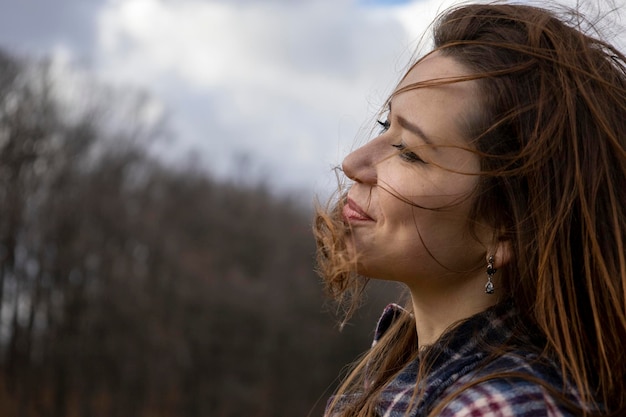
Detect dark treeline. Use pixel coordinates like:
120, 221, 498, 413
0, 49, 400, 416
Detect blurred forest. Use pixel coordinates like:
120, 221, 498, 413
0, 48, 401, 417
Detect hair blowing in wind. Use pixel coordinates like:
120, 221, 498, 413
314, 3, 626, 416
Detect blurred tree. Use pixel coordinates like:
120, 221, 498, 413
0, 48, 401, 417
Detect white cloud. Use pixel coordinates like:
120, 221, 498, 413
94, 0, 438, 192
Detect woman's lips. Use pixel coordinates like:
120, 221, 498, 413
343, 198, 374, 222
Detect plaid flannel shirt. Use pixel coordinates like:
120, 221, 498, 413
327, 301, 590, 417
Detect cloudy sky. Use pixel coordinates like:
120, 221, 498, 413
0, 0, 612, 195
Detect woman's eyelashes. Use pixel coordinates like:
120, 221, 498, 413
377, 117, 425, 163
377, 119, 390, 133
391, 143, 425, 163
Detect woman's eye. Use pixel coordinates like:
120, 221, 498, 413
377, 119, 390, 133
392, 143, 425, 163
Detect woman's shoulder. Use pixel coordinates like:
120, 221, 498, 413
436, 350, 580, 417
437, 378, 568, 417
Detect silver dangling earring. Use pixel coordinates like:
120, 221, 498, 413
485, 256, 496, 295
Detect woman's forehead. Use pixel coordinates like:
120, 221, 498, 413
398, 52, 469, 88
391, 54, 481, 145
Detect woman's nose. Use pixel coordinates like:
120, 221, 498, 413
342, 140, 379, 184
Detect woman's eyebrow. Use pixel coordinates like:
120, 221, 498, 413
397, 115, 434, 146
388, 102, 435, 146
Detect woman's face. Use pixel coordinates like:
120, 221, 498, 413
342, 53, 490, 290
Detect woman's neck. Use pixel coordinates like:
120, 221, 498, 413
408, 274, 500, 349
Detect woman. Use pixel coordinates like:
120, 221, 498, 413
314, 3, 626, 417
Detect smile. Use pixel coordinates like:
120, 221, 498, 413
343, 198, 374, 223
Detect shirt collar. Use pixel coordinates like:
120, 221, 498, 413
374, 300, 520, 416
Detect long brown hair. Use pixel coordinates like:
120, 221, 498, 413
314, 2, 626, 416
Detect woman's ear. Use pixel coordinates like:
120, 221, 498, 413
492, 238, 512, 269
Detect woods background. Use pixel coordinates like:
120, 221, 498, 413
0, 49, 402, 416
